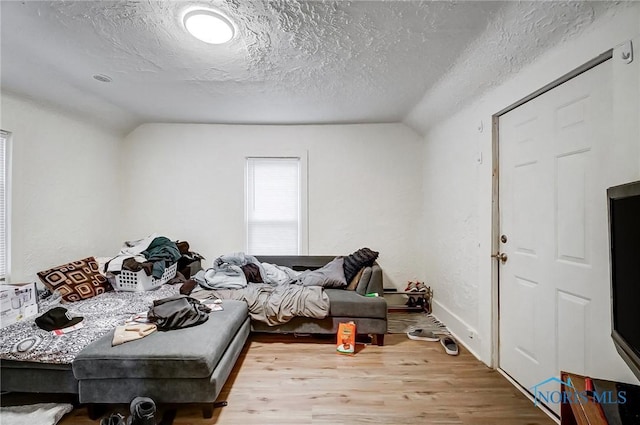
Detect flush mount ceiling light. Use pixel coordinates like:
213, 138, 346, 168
183, 9, 234, 44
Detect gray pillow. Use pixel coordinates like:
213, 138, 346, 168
298, 257, 347, 288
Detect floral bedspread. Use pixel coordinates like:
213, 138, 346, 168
0, 285, 179, 364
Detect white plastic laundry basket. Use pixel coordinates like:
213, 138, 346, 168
112, 262, 178, 292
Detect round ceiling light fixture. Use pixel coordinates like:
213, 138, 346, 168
183, 9, 234, 44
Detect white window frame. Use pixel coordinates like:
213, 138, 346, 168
245, 155, 308, 255
0, 130, 12, 283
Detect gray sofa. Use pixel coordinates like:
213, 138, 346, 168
254, 256, 387, 346
0, 254, 387, 418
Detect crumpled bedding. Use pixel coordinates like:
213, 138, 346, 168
195, 252, 269, 289
0, 285, 179, 364
196, 283, 330, 326
261, 262, 300, 284
105, 233, 158, 273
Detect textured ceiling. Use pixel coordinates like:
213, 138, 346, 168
0, 1, 630, 135
405, 0, 639, 133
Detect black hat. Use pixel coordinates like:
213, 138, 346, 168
35, 307, 83, 331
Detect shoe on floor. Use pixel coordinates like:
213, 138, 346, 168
405, 281, 419, 292
127, 397, 156, 425
406, 329, 440, 342
101, 413, 126, 425
440, 336, 459, 355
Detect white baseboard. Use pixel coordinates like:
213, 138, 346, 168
431, 299, 482, 362
497, 369, 560, 424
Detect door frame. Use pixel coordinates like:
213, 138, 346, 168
489, 49, 614, 370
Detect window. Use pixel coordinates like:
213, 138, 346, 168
246, 157, 301, 255
0, 130, 9, 282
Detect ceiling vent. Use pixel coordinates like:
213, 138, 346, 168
92, 74, 112, 83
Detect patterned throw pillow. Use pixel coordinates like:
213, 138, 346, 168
37, 257, 111, 302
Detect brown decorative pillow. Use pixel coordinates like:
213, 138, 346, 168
346, 268, 364, 291
37, 257, 111, 302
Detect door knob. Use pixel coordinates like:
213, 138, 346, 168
491, 252, 508, 264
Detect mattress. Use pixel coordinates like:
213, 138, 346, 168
0, 285, 179, 365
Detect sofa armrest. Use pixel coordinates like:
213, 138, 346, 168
355, 263, 383, 296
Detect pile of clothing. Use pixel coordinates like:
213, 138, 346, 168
192, 252, 306, 290
104, 234, 205, 285
187, 252, 330, 326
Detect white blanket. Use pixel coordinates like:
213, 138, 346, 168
261, 262, 300, 284
106, 233, 158, 273
0, 403, 73, 425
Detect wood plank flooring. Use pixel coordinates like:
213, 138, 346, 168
57, 333, 555, 425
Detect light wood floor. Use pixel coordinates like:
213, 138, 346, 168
57, 333, 555, 425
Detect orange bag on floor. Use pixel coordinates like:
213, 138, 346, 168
336, 321, 356, 355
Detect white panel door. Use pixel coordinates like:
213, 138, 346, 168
498, 61, 614, 415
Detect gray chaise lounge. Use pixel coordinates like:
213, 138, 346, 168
73, 299, 249, 418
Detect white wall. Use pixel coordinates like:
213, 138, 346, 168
422, 106, 482, 349
0, 94, 422, 291
419, 6, 640, 383
0, 92, 122, 283
121, 123, 423, 289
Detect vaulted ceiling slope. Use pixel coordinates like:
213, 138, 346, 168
0, 1, 628, 135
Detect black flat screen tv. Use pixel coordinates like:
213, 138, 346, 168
608, 180, 640, 380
